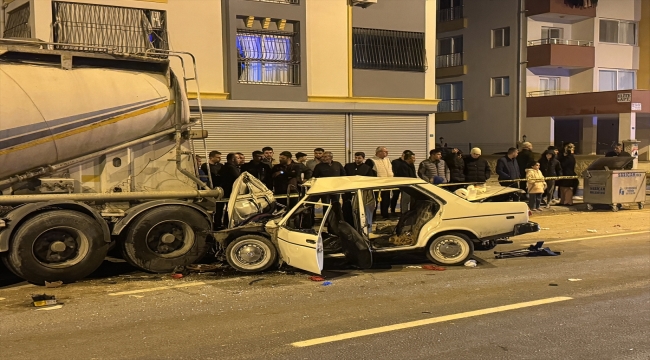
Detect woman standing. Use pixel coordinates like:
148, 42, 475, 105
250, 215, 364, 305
538, 150, 562, 208
556, 143, 578, 205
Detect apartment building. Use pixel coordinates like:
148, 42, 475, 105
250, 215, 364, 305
1, 0, 440, 163
435, 0, 650, 159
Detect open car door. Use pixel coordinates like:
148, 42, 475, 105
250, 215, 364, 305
227, 172, 276, 228
275, 202, 327, 274
347, 190, 373, 269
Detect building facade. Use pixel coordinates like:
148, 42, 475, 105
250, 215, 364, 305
1, 0, 440, 163
435, 0, 650, 159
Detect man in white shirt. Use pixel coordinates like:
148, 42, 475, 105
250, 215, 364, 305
372, 146, 394, 219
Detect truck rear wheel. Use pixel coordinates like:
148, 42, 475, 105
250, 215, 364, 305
121, 206, 211, 273
1, 210, 108, 285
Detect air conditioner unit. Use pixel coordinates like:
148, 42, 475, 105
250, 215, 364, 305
351, 0, 378, 8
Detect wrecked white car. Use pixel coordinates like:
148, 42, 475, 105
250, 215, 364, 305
213, 172, 539, 274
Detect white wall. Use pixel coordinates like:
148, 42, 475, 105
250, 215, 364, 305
306, 0, 348, 97
167, 0, 225, 94
597, 0, 642, 22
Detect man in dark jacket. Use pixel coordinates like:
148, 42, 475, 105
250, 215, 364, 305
391, 150, 415, 216
313, 151, 346, 205
345, 152, 374, 176
516, 142, 535, 198
200, 150, 222, 188
444, 148, 465, 190
216, 153, 241, 228
295, 152, 312, 181
605, 143, 633, 169
393, 152, 417, 212
496, 147, 521, 188
464, 147, 491, 183
241, 150, 272, 189
270, 151, 302, 209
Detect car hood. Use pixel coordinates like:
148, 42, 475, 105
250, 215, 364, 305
227, 172, 276, 228
453, 185, 524, 202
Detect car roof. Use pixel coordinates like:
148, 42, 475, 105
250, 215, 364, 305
305, 176, 427, 194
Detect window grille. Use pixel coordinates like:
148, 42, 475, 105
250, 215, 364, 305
352, 28, 427, 72
3, 3, 31, 38
236, 29, 300, 85
439, 0, 463, 22
52, 1, 168, 55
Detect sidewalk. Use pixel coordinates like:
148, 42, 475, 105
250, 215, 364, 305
531, 196, 650, 217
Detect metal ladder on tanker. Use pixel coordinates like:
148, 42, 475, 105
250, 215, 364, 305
143, 49, 214, 189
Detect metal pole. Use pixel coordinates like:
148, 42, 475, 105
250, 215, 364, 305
0, 189, 224, 204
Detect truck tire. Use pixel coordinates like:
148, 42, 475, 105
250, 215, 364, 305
226, 235, 277, 272
1, 210, 108, 285
426, 233, 474, 266
121, 206, 211, 273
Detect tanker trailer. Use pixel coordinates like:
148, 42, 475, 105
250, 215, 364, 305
0, 40, 220, 284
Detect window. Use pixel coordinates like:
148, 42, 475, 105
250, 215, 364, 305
492, 27, 510, 48
352, 28, 427, 72
599, 69, 636, 91
541, 27, 563, 40
236, 29, 299, 85
539, 77, 560, 93
439, 0, 463, 22
52, 2, 168, 54
599, 19, 637, 45
492, 77, 510, 96
436, 36, 463, 68
3, 3, 31, 38
437, 82, 463, 112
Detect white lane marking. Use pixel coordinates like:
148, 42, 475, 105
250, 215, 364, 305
542, 230, 650, 244
291, 296, 573, 347
108, 282, 206, 296
36, 305, 64, 311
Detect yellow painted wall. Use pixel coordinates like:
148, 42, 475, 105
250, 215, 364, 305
639, 0, 650, 89
305, 0, 348, 97
424, 0, 437, 100
167, 0, 225, 94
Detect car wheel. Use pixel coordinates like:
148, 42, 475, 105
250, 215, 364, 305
2, 210, 108, 284
426, 233, 474, 266
226, 235, 277, 272
122, 206, 211, 273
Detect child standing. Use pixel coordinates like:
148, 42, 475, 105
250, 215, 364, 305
526, 161, 546, 211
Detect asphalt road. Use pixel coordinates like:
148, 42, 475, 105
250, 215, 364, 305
1, 210, 649, 360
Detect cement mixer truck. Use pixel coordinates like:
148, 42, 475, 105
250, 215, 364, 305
0, 39, 221, 285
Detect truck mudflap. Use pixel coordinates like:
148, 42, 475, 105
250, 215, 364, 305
514, 222, 540, 236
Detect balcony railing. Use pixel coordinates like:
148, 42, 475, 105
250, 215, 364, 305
436, 53, 463, 68
438, 99, 463, 112
439, 6, 463, 22
527, 90, 575, 97
527, 38, 594, 47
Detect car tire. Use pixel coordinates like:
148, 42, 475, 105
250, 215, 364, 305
121, 206, 211, 273
226, 235, 277, 273
426, 233, 474, 266
2, 210, 108, 284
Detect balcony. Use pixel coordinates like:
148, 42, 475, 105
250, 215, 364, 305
527, 39, 595, 69
436, 99, 467, 122
436, 53, 467, 78
526, 0, 596, 22
437, 6, 467, 33
527, 90, 650, 117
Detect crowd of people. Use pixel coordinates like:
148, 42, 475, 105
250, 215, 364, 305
195, 141, 634, 226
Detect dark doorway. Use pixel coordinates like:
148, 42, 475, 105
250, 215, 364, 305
596, 118, 619, 155
554, 119, 580, 153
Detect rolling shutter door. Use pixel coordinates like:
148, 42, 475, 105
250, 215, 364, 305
351, 115, 428, 163
194, 112, 347, 161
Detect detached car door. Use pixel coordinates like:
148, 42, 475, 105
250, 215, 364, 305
227, 172, 276, 228
275, 203, 328, 274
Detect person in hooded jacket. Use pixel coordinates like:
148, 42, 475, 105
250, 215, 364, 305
538, 149, 562, 208
526, 161, 546, 211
